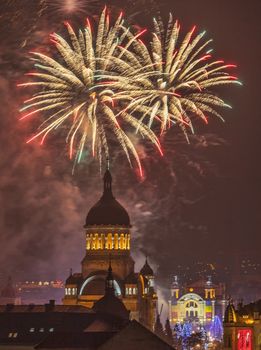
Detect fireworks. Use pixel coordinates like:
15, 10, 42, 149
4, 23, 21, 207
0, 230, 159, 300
43, 0, 103, 19
18, 9, 162, 176
118, 14, 242, 138
19, 11, 240, 175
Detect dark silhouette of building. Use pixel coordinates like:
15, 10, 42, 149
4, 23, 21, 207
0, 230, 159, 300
63, 167, 157, 329
0, 266, 173, 349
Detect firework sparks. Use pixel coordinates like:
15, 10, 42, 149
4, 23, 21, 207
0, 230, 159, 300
118, 14, 242, 138
43, 0, 103, 19
18, 9, 162, 177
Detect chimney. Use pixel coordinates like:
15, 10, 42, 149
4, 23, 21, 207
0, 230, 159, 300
45, 300, 55, 312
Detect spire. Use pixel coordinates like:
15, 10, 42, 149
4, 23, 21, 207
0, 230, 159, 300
206, 275, 212, 286
103, 159, 113, 196
105, 257, 115, 295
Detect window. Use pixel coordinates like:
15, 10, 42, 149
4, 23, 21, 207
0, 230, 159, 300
125, 287, 128, 295
133, 288, 137, 295
49, 328, 54, 332
29, 328, 35, 332
8, 333, 18, 338
128, 288, 132, 295
39, 328, 44, 332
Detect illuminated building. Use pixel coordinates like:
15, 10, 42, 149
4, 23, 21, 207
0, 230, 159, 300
223, 300, 261, 350
169, 275, 226, 329
63, 167, 158, 330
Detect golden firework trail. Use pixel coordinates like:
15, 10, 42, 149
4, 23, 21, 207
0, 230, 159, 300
116, 14, 242, 139
18, 9, 162, 177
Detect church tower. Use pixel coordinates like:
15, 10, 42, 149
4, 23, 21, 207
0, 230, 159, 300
63, 168, 157, 330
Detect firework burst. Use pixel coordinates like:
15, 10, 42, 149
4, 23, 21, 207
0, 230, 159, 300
18, 9, 162, 176
117, 14, 242, 138
43, 0, 103, 19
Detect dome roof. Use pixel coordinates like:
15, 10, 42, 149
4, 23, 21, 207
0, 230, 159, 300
85, 169, 130, 227
224, 301, 237, 323
65, 271, 83, 285
92, 264, 129, 321
140, 258, 154, 276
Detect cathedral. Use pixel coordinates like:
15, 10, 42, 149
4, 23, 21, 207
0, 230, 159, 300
169, 275, 226, 330
62, 167, 158, 330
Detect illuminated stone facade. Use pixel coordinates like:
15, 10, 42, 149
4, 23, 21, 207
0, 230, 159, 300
169, 276, 226, 329
63, 168, 157, 330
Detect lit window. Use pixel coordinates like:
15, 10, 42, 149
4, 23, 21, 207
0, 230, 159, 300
8, 333, 13, 338
145, 288, 148, 294
125, 287, 128, 295
68, 288, 71, 295
30, 328, 35, 332
133, 288, 136, 295
13, 333, 18, 338
128, 288, 132, 295
39, 328, 44, 332
49, 328, 54, 332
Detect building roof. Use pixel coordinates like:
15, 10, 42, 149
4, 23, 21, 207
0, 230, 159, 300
92, 264, 129, 321
0, 302, 97, 347
0, 303, 94, 314
35, 321, 174, 349
99, 320, 174, 350
85, 169, 130, 227
140, 258, 154, 276
35, 331, 116, 349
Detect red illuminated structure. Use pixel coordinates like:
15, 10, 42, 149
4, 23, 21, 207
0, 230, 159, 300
237, 329, 252, 350
223, 301, 261, 350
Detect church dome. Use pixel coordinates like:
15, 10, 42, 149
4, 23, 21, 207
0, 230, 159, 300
224, 301, 237, 323
140, 258, 154, 276
85, 169, 130, 227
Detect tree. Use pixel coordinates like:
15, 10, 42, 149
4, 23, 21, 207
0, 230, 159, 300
154, 314, 165, 339
164, 318, 173, 345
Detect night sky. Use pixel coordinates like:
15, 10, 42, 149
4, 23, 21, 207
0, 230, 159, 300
0, 0, 260, 292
